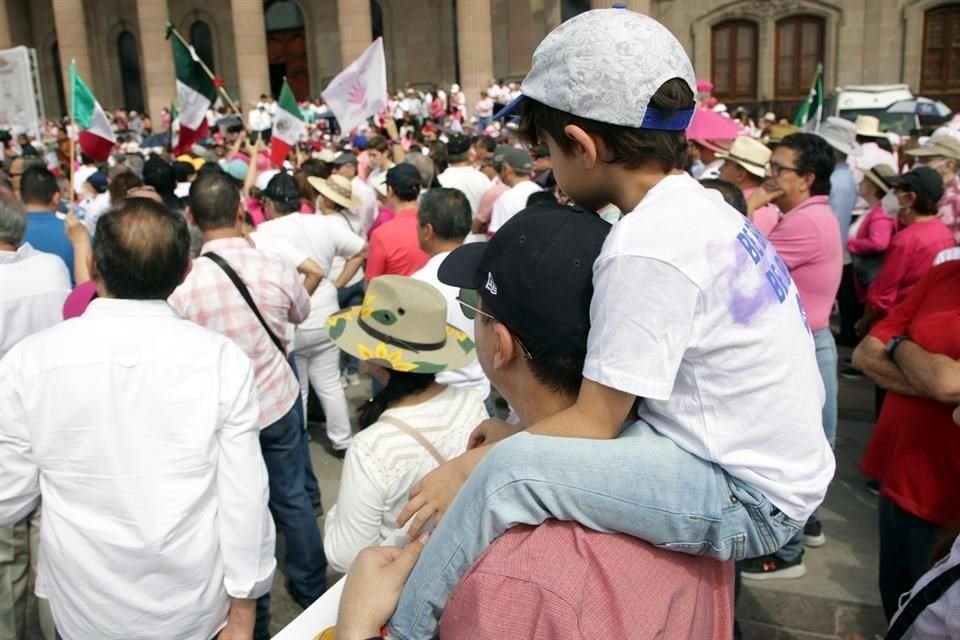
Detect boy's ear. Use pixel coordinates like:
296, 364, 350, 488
563, 124, 600, 169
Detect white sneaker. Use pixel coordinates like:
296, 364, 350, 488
346, 372, 361, 386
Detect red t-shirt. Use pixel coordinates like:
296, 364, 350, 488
365, 208, 428, 280
438, 520, 734, 639
861, 262, 960, 527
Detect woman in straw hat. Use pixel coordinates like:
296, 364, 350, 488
848, 164, 898, 301
322, 275, 488, 573
309, 173, 369, 385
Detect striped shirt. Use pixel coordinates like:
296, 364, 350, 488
168, 237, 311, 428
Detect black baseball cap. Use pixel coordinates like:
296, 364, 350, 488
438, 203, 611, 354
446, 135, 472, 156
262, 172, 300, 206
888, 165, 944, 204
385, 163, 422, 191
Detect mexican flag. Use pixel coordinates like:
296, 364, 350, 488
167, 24, 216, 154
794, 62, 823, 130
70, 61, 115, 162
271, 79, 305, 166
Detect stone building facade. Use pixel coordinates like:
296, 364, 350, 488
1, 0, 958, 123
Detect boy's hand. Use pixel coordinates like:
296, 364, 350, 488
397, 446, 490, 538
467, 418, 517, 450
746, 181, 783, 215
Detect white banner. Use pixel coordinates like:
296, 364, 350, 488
0, 46, 41, 136
322, 38, 387, 135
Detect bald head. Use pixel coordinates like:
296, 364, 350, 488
92, 198, 191, 299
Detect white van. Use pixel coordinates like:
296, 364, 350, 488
825, 84, 919, 135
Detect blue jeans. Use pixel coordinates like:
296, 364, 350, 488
254, 399, 327, 640
777, 327, 836, 563
387, 420, 802, 639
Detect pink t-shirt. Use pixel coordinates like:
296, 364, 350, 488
439, 520, 734, 639
766, 195, 843, 333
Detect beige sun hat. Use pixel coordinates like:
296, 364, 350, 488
854, 115, 886, 138
864, 164, 896, 194
326, 275, 476, 374
308, 174, 361, 210
716, 136, 772, 178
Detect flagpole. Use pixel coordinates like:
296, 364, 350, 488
68, 59, 77, 214
167, 25, 241, 116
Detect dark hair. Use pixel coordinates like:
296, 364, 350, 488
92, 198, 190, 299
477, 135, 496, 153
108, 171, 143, 205
518, 78, 694, 171
20, 166, 59, 205
296, 158, 331, 201
367, 135, 389, 153
198, 161, 225, 176
776, 133, 834, 197
357, 370, 435, 429
80, 152, 94, 165
142, 157, 176, 196
389, 177, 421, 202
263, 172, 302, 214
189, 172, 241, 231
418, 188, 471, 240
526, 190, 557, 207
700, 178, 748, 216
479, 312, 585, 397
173, 160, 196, 182
428, 140, 448, 175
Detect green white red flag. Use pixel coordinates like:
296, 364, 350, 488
271, 80, 305, 166
167, 24, 216, 155
70, 61, 115, 162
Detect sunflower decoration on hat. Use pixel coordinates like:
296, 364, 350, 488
327, 275, 475, 375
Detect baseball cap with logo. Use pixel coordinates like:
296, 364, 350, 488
493, 146, 533, 174
906, 134, 960, 162
888, 165, 945, 204
493, 8, 696, 130
438, 203, 610, 354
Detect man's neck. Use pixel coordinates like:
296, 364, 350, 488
507, 175, 530, 188
777, 192, 812, 213
902, 210, 935, 225
202, 227, 244, 242
0, 241, 16, 252
394, 201, 417, 212
425, 240, 461, 257
450, 160, 470, 168
510, 385, 577, 428
23, 204, 52, 213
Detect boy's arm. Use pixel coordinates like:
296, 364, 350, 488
526, 380, 634, 439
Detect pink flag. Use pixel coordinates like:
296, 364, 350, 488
322, 38, 387, 135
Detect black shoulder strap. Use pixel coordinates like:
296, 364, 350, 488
203, 251, 286, 357
885, 561, 960, 640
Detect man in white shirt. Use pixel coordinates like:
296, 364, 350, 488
248, 106, 273, 143
411, 188, 491, 403
437, 135, 492, 215
0, 194, 67, 640
332, 152, 378, 233
0, 197, 276, 640
488, 146, 541, 235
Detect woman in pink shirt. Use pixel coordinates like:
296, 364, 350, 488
848, 164, 898, 300
860, 166, 955, 333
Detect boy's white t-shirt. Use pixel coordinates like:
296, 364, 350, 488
584, 173, 835, 522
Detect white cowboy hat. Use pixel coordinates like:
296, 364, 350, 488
716, 136, 773, 178
854, 115, 886, 138
308, 174, 361, 210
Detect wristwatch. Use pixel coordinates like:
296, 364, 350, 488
884, 335, 909, 361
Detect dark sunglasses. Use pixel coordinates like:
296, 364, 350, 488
456, 288, 533, 360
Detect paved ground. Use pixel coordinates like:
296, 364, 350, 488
268, 348, 889, 638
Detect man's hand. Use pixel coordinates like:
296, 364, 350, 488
467, 418, 517, 450
396, 447, 488, 538
337, 536, 428, 640
217, 597, 255, 640
64, 211, 88, 245
746, 182, 783, 215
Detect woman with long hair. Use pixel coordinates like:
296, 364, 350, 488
322, 276, 487, 573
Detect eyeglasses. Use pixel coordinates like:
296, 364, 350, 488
456, 288, 533, 360
766, 161, 800, 177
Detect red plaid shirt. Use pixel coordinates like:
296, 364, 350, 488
439, 520, 734, 639
169, 237, 311, 428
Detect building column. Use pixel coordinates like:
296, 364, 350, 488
456, 0, 494, 113
51, 0, 93, 108
590, 0, 651, 13
136, 0, 175, 121
230, 0, 271, 111
0, 0, 12, 50
337, 0, 372, 68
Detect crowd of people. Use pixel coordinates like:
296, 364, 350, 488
2, 6, 960, 640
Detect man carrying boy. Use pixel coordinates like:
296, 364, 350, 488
388, 9, 834, 638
